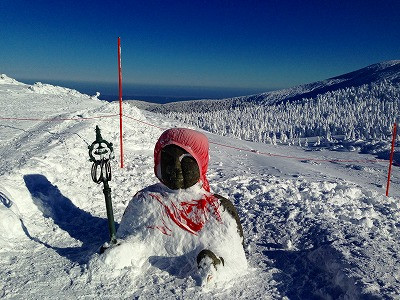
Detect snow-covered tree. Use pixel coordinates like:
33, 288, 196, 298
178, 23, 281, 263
159, 80, 400, 147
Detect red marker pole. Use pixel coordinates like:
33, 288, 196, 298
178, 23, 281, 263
386, 121, 397, 196
118, 37, 124, 168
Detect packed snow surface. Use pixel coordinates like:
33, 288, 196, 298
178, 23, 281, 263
0, 75, 400, 299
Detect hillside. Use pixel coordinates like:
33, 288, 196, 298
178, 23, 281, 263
131, 60, 400, 114
1, 75, 400, 299
252, 59, 400, 106
137, 61, 400, 160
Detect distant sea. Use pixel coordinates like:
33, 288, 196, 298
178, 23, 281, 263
19, 79, 269, 104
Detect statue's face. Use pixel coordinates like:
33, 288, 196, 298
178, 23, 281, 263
160, 144, 200, 190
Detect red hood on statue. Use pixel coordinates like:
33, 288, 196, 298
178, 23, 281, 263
154, 127, 211, 192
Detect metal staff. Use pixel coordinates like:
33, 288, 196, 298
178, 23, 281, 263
89, 126, 117, 245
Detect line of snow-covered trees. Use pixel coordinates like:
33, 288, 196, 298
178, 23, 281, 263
161, 80, 400, 145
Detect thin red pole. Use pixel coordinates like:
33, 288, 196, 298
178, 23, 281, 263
386, 122, 397, 196
118, 37, 124, 168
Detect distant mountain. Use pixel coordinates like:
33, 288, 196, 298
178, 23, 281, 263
139, 60, 400, 148
133, 60, 400, 113
250, 60, 400, 106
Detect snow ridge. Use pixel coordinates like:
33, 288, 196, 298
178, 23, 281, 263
27, 81, 100, 99
0, 74, 24, 85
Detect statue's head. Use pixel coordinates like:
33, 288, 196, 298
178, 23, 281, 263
154, 128, 210, 191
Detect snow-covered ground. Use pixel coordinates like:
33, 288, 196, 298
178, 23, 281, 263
1, 76, 400, 299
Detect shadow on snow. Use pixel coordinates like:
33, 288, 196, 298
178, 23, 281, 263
24, 174, 117, 265
148, 249, 201, 284
260, 226, 362, 300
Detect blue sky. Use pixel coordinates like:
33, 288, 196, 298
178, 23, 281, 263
1, 0, 399, 95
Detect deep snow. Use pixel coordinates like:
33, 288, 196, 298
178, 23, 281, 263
1, 75, 400, 299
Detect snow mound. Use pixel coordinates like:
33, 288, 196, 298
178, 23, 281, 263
0, 188, 25, 248
98, 182, 247, 286
0, 74, 24, 85
216, 173, 400, 298
28, 82, 100, 99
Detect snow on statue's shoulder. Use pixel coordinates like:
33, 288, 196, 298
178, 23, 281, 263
116, 183, 164, 239
101, 182, 247, 284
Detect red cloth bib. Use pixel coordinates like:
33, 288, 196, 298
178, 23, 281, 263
149, 193, 222, 235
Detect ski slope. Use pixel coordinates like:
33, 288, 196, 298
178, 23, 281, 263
1, 76, 399, 299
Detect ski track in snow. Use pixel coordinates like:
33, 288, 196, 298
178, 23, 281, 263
1, 77, 400, 299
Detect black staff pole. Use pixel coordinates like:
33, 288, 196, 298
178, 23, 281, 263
88, 126, 117, 246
